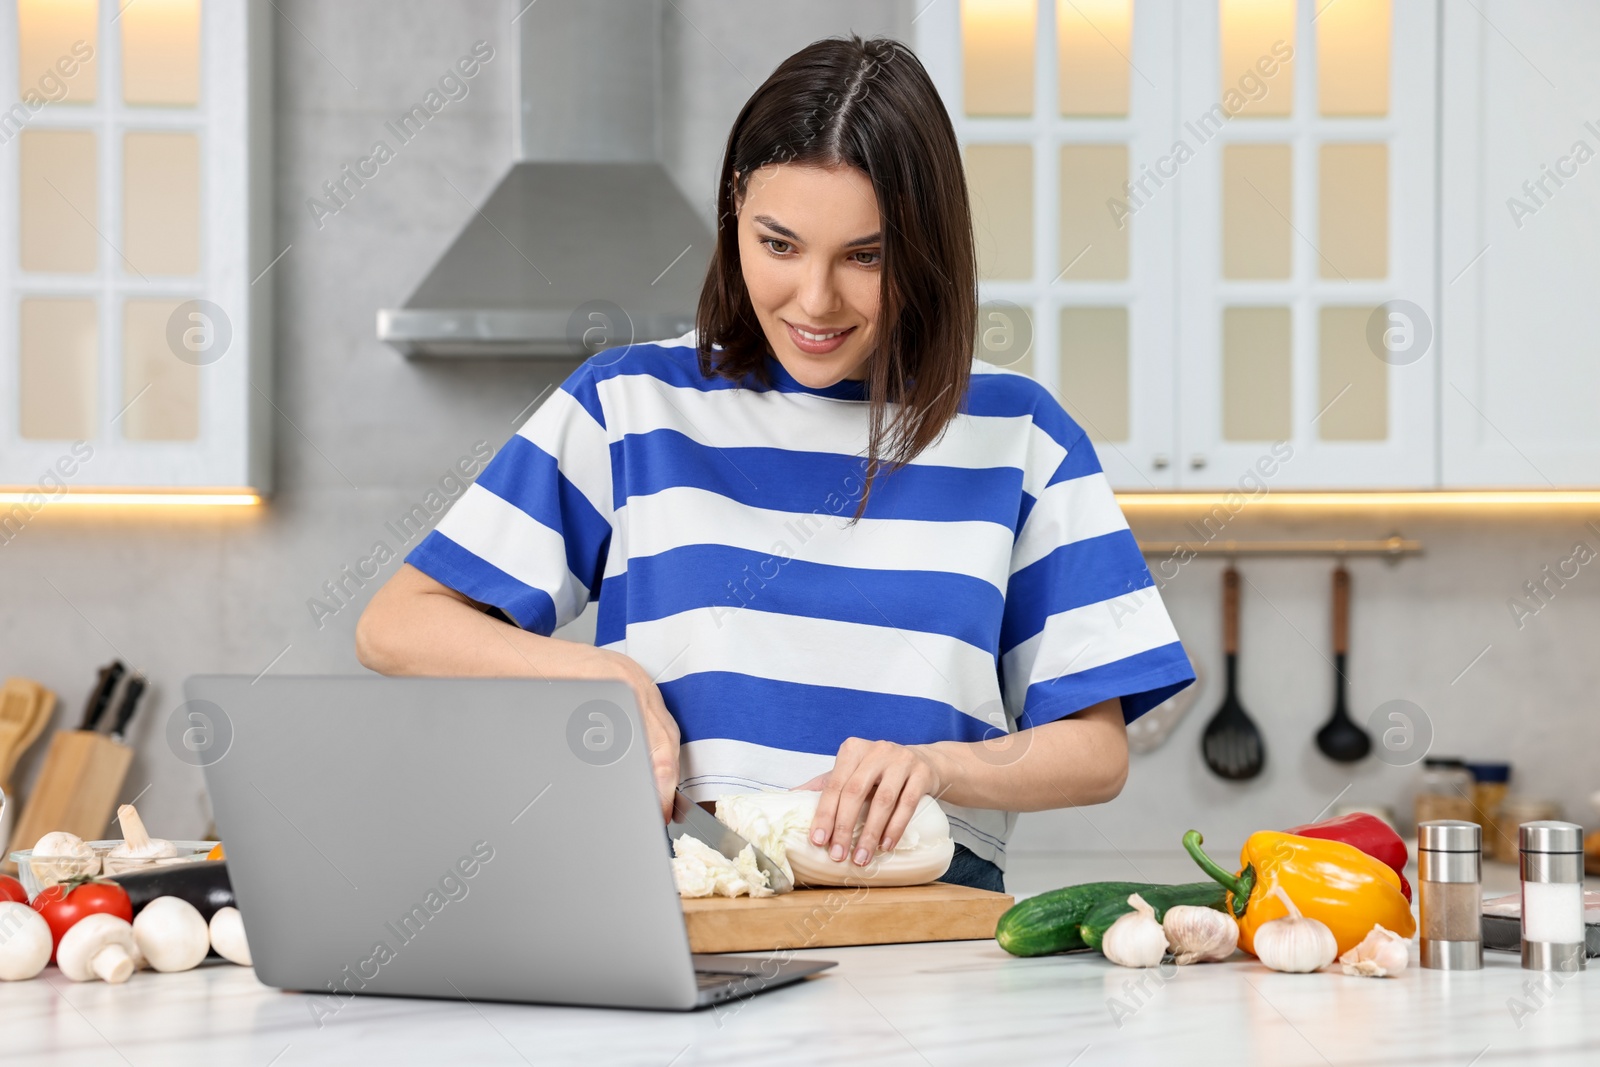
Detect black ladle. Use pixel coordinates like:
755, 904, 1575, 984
1201, 565, 1265, 780
1315, 564, 1372, 762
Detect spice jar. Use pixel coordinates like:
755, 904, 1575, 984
1495, 798, 1563, 863
1414, 758, 1476, 829
1520, 821, 1587, 972
1418, 820, 1483, 970
1465, 762, 1510, 854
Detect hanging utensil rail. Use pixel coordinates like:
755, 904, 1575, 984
1137, 536, 1422, 560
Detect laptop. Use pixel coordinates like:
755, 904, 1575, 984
184, 674, 835, 1011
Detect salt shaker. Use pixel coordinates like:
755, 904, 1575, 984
1520, 821, 1587, 972
1418, 820, 1483, 970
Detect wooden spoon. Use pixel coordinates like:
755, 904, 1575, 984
0, 678, 55, 790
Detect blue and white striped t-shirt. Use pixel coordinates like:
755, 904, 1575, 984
404, 330, 1194, 869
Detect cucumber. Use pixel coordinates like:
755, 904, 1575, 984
996, 881, 1164, 957
1078, 881, 1229, 950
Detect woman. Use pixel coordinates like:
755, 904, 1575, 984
357, 34, 1193, 893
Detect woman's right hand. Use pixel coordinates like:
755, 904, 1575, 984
605, 651, 681, 823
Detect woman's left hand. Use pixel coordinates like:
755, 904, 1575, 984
794, 738, 946, 866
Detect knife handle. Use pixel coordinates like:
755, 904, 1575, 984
107, 675, 147, 742
79, 661, 125, 731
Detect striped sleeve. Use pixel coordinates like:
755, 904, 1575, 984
403, 360, 613, 637
999, 417, 1195, 729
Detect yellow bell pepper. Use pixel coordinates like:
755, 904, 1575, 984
1184, 829, 1416, 957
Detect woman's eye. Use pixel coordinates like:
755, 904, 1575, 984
759, 238, 878, 266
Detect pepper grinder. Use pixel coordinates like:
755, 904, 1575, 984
1520, 821, 1587, 972
1418, 820, 1483, 970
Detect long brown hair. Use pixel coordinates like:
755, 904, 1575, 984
695, 34, 977, 524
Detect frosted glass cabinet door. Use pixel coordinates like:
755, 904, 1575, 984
1059, 307, 1130, 442
121, 0, 202, 105
1057, 0, 1133, 117
20, 298, 98, 441
122, 299, 200, 441
919, 0, 1181, 490
20, 130, 99, 273
18, 0, 98, 104
0, 0, 270, 494
123, 131, 202, 276
966, 144, 1034, 281
1175, 0, 1437, 489
961, 0, 1034, 116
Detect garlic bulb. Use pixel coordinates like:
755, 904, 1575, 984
1339, 923, 1409, 977
714, 789, 954, 888
1102, 893, 1169, 968
1253, 885, 1338, 973
1163, 904, 1239, 964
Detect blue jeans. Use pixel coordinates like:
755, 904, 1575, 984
939, 842, 1005, 893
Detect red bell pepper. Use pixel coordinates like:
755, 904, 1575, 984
1286, 812, 1412, 902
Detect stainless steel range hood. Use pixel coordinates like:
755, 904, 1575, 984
379, 0, 711, 358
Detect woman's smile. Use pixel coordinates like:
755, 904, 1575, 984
784, 320, 858, 355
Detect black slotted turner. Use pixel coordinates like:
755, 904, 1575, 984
1201, 565, 1265, 780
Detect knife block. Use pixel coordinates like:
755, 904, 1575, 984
3, 731, 133, 872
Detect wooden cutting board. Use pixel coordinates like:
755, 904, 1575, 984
681, 881, 1013, 953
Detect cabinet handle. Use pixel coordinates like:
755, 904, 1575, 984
1152, 454, 1170, 470
1190, 454, 1208, 470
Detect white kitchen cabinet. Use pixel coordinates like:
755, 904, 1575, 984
1175, 0, 1439, 490
918, 0, 1440, 491
0, 0, 272, 497
1439, 0, 1600, 488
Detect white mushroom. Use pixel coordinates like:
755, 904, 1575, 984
0, 902, 52, 981
57, 913, 138, 984
133, 896, 209, 972
103, 805, 178, 875
30, 831, 99, 884
208, 907, 252, 966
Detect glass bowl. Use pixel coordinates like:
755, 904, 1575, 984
8, 840, 218, 899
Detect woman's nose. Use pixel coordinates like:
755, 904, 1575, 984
796, 264, 842, 319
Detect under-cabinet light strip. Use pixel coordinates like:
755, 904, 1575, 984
0, 492, 261, 507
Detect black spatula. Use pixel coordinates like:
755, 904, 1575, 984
1315, 564, 1372, 762
1201, 565, 1265, 780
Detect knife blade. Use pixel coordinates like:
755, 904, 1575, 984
78, 661, 126, 731
667, 788, 793, 894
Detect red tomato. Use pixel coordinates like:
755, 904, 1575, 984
0, 875, 26, 904
32, 882, 134, 959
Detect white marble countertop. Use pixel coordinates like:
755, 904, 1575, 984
6, 851, 1598, 1066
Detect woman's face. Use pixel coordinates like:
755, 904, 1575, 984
734, 163, 882, 386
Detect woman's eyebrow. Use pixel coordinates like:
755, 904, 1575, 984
753, 214, 881, 248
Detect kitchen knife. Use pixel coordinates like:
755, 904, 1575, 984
668, 788, 793, 894
79, 661, 126, 732
107, 675, 147, 744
